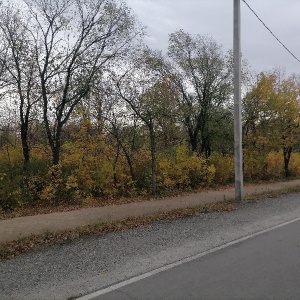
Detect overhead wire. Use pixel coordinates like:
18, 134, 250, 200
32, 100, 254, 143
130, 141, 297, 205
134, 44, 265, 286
242, 0, 300, 64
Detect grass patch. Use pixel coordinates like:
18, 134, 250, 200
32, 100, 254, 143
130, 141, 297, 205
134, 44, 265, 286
0, 201, 236, 261
245, 185, 300, 201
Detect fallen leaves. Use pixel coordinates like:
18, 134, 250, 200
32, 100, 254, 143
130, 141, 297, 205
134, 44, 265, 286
0, 201, 236, 261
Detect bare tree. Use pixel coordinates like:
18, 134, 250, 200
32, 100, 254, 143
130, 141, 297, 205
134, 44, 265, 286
0, 5, 40, 167
115, 48, 178, 194
14, 0, 144, 165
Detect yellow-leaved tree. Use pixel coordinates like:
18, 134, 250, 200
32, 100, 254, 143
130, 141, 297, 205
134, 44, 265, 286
243, 70, 300, 178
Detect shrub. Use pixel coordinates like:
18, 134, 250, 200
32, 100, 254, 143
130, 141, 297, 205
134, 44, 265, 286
288, 152, 300, 177
39, 164, 82, 205
243, 149, 268, 180
265, 151, 284, 178
210, 153, 234, 184
0, 172, 22, 211
158, 145, 215, 190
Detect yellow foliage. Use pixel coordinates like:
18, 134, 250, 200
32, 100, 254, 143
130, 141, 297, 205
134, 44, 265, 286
65, 174, 79, 190
39, 165, 63, 202
31, 144, 52, 163
206, 164, 216, 184
0, 144, 23, 166
244, 72, 300, 152
61, 120, 125, 197
288, 153, 300, 177
243, 149, 267, 180
210, 153, 234, 183
265, 151, 283, 178
39, 185, 55, 202
158, 145, 215, 189
0, 172, 6, 181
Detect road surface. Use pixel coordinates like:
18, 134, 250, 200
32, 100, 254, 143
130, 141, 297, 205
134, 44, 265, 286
82, 218, 300, 300
1, 194, 300, 299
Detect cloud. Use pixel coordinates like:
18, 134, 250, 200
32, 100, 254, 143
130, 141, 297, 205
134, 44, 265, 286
127, 0, 300, 75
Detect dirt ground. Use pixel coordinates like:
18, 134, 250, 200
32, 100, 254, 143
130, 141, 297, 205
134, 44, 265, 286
1, 179, 300, 244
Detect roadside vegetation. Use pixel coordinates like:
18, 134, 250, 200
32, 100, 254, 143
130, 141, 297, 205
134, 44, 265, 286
0, 201, 236, 261
2, 184, 300, 261
0, 0, 300, 216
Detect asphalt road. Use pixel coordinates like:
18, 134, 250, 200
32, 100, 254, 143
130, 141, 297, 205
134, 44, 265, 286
86, 218, 300, 300
1, 194, 300, 299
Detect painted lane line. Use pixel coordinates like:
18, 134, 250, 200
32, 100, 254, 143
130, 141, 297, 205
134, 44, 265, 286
77, 216, 300, 300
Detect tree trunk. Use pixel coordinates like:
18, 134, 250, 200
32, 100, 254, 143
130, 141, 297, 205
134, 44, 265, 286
201, 134, 211, 158
121, 145, 136, 183
20, 123, 30, 169
190, 133, 198, 153
19, 95, 31, 169
113, 144, 120, 188
283, 146, 292, 177
187, 125, 198, 153
52, 125, 63, 165
149, 123, 157, 195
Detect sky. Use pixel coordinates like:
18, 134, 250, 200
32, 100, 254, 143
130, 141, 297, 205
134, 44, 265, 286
8, 0, 300, 75
126, 0, 300, 75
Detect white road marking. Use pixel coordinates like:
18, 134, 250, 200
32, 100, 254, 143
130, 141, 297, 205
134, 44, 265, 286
77, 216, 300, 300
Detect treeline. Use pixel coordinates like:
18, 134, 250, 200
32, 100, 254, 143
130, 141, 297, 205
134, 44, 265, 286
0, 0, 300, 211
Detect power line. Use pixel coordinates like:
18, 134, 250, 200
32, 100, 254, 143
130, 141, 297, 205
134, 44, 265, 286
242, 0, 300, 64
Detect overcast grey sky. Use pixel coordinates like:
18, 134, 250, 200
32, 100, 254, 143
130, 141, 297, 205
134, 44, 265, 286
126, 0, 300, 75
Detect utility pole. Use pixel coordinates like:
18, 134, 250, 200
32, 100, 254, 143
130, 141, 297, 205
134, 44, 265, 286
233, 0, 244, 202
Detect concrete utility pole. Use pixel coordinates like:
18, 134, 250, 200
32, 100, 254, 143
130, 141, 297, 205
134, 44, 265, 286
233, 0, 244, 202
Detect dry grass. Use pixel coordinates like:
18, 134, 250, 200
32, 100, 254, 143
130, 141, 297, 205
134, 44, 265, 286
0, 201, 236, 261
0, 185, 235, 220
2, 181, 300, 261
0, 197, 146, 220
245, 185, 300, 201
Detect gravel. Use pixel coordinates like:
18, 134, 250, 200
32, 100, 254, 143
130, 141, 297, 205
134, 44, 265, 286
1, 193, 300, 300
